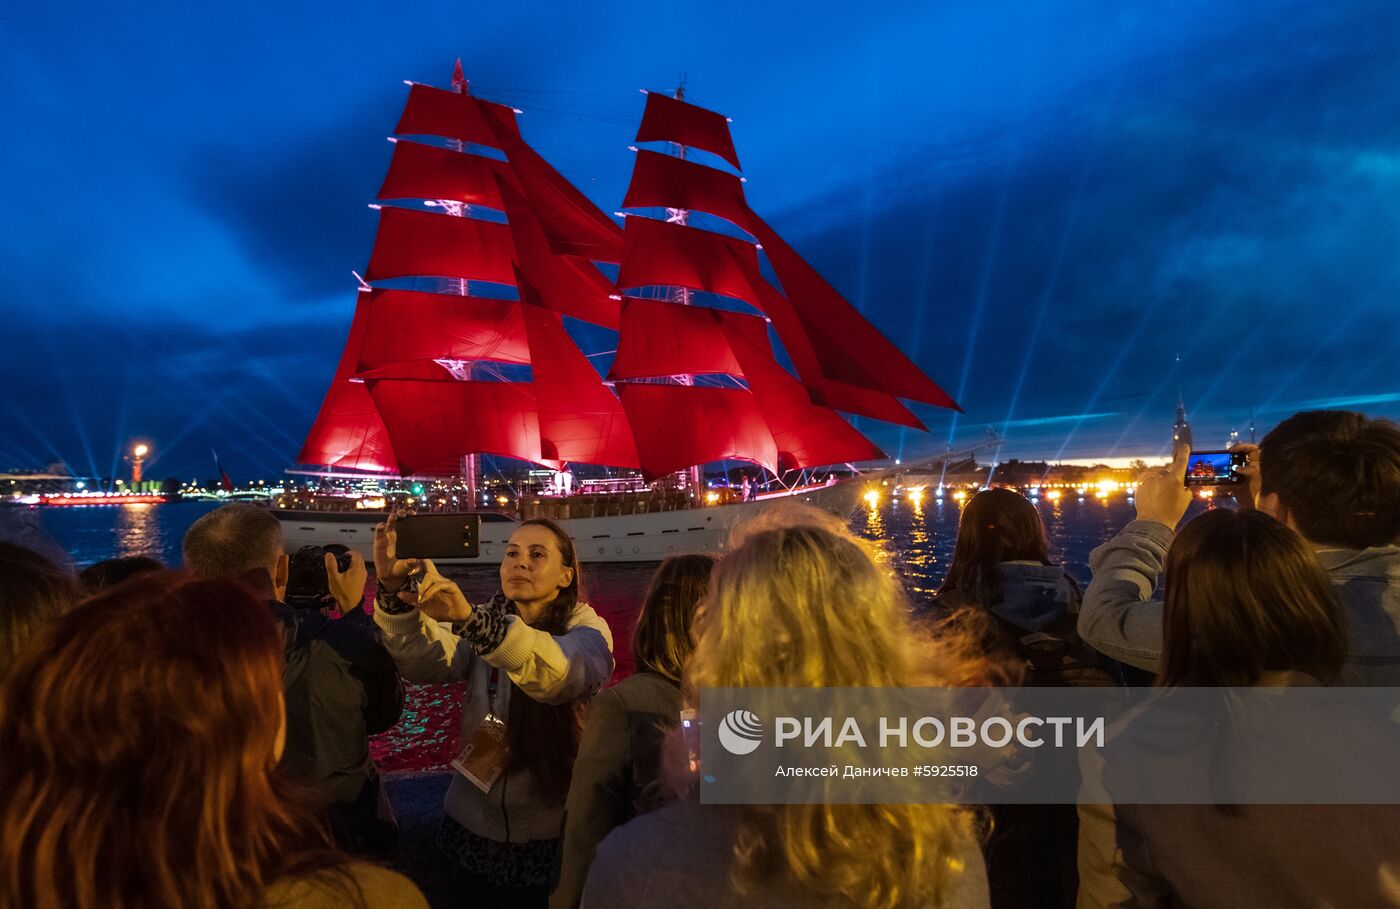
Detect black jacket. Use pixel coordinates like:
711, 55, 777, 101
270, 601, 404, 806
553, 671, 681, 909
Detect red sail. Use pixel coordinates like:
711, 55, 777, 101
520, 307, 639, 467
480, 109, 623, 262
743, 212, 960, 411
355, 289, 530, 372
721, 319, 886, 469
377, 140, 506, 209
635, 92, 741, 170
298, 299, 398, 471
366, 377, 543, 474
363, 206, 517, 285
395, 83, 520, 147
622, 150, 751, 230
609, 297, 765, 380
498, 180, 621, 329
733, 257, 926, 429
619, 384, 778, 478
617, 216, 760, 305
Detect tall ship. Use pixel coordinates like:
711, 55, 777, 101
276, 62, 960, 563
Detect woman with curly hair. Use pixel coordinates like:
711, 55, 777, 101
584, 519, 991, 908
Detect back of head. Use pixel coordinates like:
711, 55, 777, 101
938, 488, 1050, 606
1160, 509, 1346, 687
78, 555, 163, 595
182, 503, 284, 587
0, 571, 330, 909
631, 553, 716, 681
686, 525, 980, 909
692, 524, 917, 690
0, 542, 80, 682
1260, 410, 1400, 548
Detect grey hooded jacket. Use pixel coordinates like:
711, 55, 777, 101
1078, 518, 1400, 683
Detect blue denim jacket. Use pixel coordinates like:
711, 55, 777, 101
1078, 519, 1400, 683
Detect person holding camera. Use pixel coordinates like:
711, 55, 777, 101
371, 514, 613, 909
182, 504, 405, 858
1077, 410, 1400, 683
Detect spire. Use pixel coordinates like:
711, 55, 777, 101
1173, 393, 1192, 448
451, 58, 468, 94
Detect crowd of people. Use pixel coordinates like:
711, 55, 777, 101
1, 408, 1398, 908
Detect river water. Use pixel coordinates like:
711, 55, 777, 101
9, 494, 1165, 771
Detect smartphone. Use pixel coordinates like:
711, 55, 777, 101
394, 513, 482, 559
1183, 450, 1249, 487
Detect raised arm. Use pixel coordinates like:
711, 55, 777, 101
1078, 446, 1192, 674
1078, 522, 1170, 673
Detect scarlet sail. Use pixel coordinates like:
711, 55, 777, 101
299, 66, 957, 484
635, 91, 742, 170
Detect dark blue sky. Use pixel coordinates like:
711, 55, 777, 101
4, 1, 1399, 481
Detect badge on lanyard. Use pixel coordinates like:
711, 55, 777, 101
452, 668, 509, 792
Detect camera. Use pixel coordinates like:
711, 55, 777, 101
1183, 450, 1249, 487
285, 543, 355, 609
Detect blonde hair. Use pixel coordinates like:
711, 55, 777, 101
686, 520, 984, 908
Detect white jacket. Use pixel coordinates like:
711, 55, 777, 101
374, 600, 614, 842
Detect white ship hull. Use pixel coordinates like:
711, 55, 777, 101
273, 478, 869, 565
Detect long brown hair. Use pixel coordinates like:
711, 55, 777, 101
1158, 509, 1347, 687
504, 518, 588, 803
0, 572, 353, 909
631, 553, 716, 682
938, 488, 1052, 606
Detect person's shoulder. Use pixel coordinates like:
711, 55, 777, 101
264, 861, 429, 909
609, 671, 683, 712
597, 799, 721, 862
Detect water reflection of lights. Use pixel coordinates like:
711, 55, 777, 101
1046, 490, 1063, 501
115, 503, 163, 559
952, 490, 968, 502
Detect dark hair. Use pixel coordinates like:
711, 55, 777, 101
78, 556, 163, 595
1158, 509, 1346, 687
938, 488, 1052, 606
631, 553, 716, 682
182, 503, 284, 581
0, 571, 359, 909
504, 518, 588, 803
0, 543, 80, 682
1260, 410, 1400, 548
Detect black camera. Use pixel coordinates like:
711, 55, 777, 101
285, 543, 355, 610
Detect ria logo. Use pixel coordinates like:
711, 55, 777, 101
717, 709, 764, 756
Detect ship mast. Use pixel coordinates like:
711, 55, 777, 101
441, 61, 480, 507
666, 77, 705, 497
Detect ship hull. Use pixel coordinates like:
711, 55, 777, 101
273, 478, 870, 565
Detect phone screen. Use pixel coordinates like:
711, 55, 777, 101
1184, 451, 1247, 486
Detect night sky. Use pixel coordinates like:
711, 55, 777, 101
4, 1, 1399, 482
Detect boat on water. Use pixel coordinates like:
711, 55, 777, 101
276, 62, 961, 563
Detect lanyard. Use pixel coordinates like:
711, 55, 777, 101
488, 666, 501, 716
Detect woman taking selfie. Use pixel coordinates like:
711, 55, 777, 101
373, 515, 613, 909
0, 572, 427, 909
